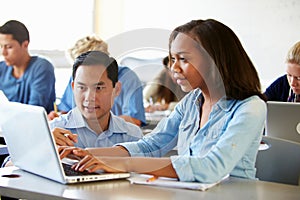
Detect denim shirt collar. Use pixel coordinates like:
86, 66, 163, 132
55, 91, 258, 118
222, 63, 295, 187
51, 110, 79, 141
192, 88, 236, 113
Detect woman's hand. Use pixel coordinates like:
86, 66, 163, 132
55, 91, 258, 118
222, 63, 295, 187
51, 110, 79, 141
73, 155, 125, 173
58, 146, 90, 160
52, 127, 78, 146
58, 146, 125, 173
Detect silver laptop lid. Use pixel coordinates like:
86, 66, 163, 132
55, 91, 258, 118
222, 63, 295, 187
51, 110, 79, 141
266, 101, 300, 143
0, 102, 66, 183
0, 102, 130, 184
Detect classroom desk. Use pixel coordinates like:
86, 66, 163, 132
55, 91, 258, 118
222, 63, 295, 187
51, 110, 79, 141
0, 166, 299, 200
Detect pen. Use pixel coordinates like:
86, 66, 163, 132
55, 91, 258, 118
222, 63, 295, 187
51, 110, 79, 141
146, 176, 158, 182
53, 102, 58, 113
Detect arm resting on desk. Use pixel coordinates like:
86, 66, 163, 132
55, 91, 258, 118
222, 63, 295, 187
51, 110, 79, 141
59, 146, 178, 178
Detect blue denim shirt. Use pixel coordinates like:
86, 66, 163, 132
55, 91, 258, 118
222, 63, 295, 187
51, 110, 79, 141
120, 88, 266, 183
49, 108, 143, 148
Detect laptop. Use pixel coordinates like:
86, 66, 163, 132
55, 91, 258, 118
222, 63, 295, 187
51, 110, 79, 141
266, 101, 300, 143
0, 90, 8, 102
0, 102, 130, 184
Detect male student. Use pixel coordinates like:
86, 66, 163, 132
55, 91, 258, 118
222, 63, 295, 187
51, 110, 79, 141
2, 51, 143, 167
0, 20, 56, 113
50, 50, 143, 148
48, 35, 146, 126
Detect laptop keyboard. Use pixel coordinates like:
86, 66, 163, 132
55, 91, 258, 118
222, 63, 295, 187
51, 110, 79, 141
62, 163, 98, 176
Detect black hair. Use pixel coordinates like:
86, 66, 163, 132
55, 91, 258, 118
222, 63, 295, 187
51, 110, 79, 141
0, 20, 30, 45
169, 19, 265, 101
72, 51, 118, 87
162, 56, 169, 68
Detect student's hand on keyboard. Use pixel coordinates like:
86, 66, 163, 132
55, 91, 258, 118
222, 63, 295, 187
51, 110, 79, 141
58, 146, 91, 160
52, 127, 78, 146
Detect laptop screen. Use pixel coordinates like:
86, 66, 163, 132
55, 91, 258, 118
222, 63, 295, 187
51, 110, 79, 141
0, 102, 66, 183
266, 101, 300, 143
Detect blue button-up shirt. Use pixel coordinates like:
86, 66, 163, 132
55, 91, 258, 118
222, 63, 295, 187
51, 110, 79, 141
49, 107, 143, 148
120, 88, 266, 183
0, 56, 56, 113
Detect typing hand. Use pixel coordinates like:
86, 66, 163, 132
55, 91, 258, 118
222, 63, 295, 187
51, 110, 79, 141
58, 147, 125, 173
52, 127, 78, 146
58, 146, 90, 161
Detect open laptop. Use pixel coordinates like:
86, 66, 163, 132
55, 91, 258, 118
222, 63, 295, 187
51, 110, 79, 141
0, 90, 8, 102
266, 101, 300, 143
0, 102, 130, 184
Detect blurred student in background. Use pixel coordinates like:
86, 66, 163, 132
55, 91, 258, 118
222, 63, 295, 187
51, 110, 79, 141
0, 20, 56, 113
144, 56, 188, 112
264, 41, 300, 102
48, 35, 146, 126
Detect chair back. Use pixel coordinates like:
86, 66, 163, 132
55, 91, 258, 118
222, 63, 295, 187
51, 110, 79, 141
119, 56, 164, 84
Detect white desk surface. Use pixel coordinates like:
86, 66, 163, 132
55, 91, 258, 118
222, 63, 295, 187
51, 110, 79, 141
0, 166, 299, 200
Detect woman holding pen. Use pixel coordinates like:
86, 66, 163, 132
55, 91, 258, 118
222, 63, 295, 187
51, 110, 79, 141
59, 19, 266, 183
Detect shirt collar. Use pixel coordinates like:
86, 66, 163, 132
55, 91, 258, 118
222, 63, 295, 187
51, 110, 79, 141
64, 108, 130, 135
193, 88, 236, 112
64, 107, 86, 128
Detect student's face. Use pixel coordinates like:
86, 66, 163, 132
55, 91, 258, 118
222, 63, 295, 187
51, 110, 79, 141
286, 62, 300, 95
169, 33, 212, 93
72, 65, 120, 122
0, 34, 28, 66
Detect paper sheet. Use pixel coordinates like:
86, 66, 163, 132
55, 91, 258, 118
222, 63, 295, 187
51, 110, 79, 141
128, 174, 229, 191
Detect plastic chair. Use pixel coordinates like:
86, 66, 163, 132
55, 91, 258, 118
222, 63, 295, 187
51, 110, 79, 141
255, 136, 300, 185
119, 56, 164, 84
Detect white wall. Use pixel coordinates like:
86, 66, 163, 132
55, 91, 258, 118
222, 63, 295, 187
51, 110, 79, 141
0, 0, 94, 50
96, 0, 300, 89
2, 0, 298, 96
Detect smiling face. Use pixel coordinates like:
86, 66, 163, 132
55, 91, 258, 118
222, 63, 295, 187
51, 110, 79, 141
72, 64, 120, 125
